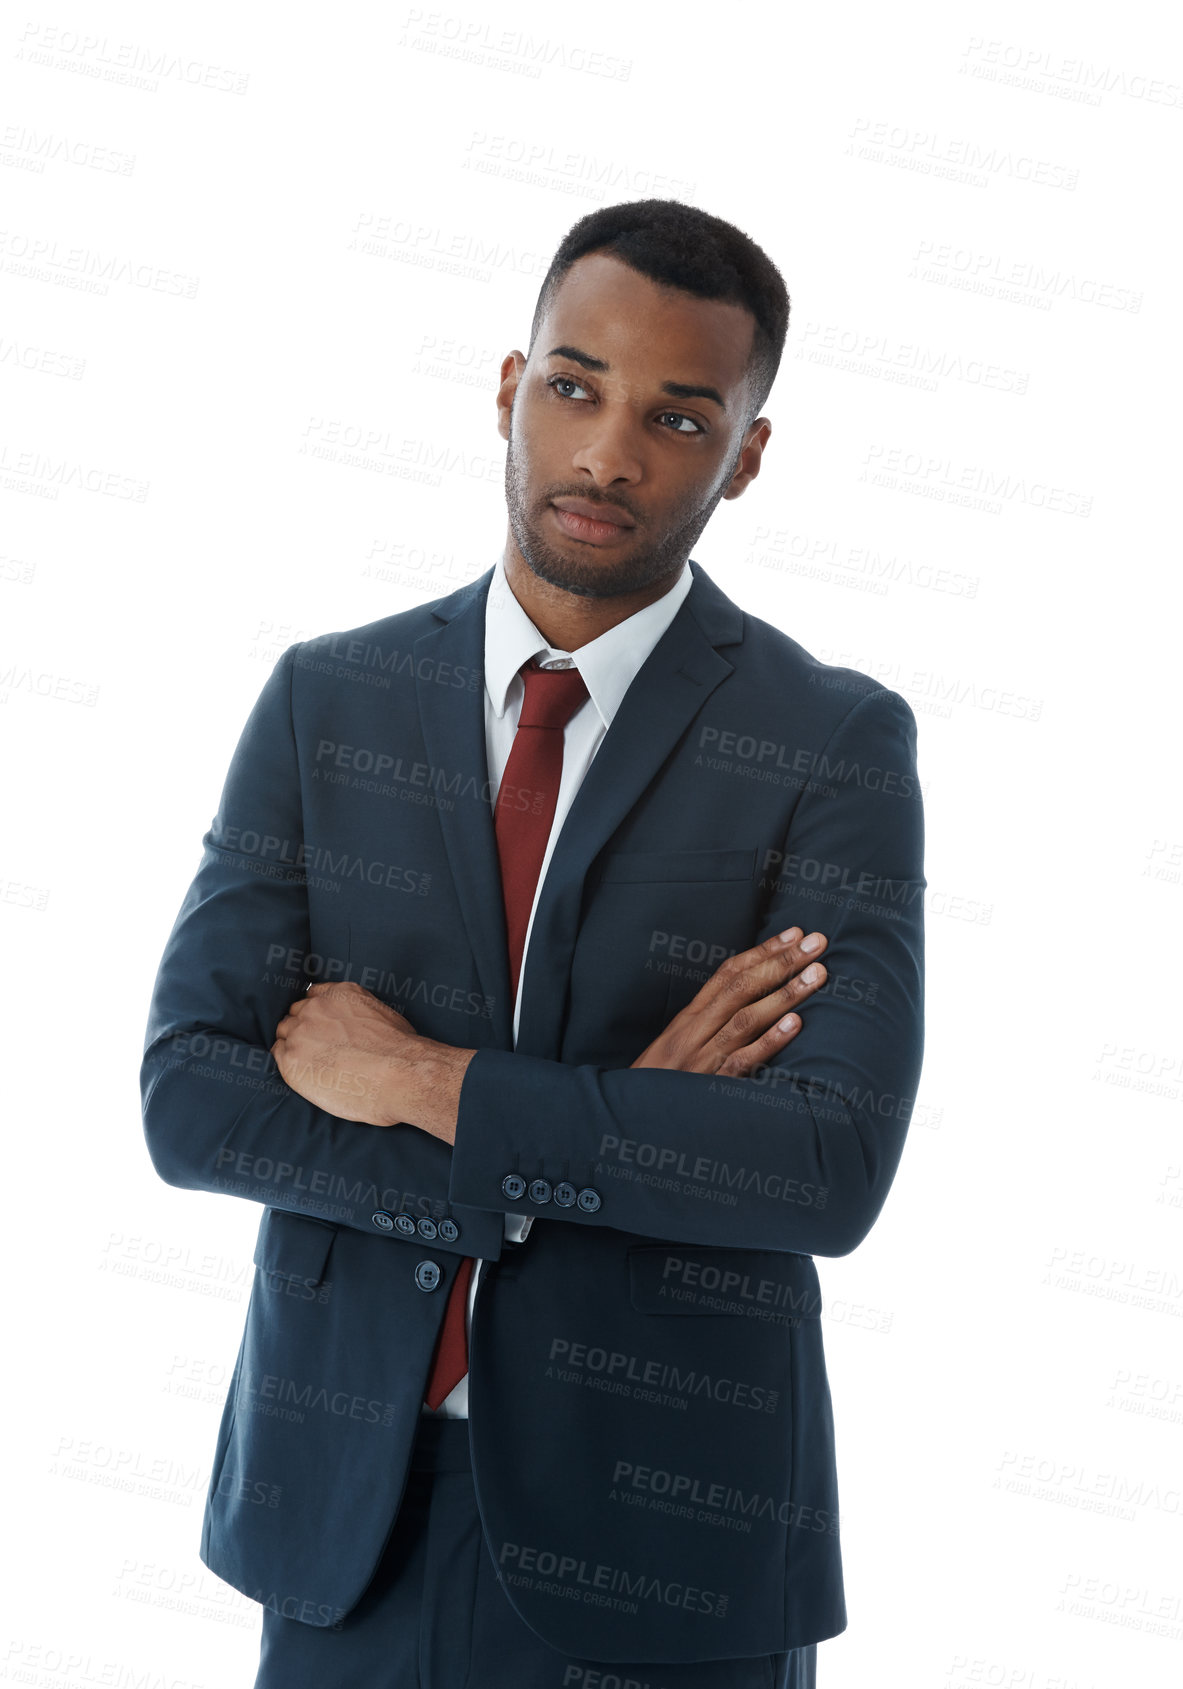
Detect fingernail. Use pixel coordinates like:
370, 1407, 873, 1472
800, 934, 820, 952
801, 964, 819, 984
778, 927, 801, 944
777, 1012, 798, 1031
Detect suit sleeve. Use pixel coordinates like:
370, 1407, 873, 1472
138, 642, 506, 1257
448, 685, 925, 1257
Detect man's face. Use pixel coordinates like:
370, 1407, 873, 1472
498, 251, 769, 600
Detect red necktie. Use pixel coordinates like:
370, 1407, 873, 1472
422, 655, 590, 1411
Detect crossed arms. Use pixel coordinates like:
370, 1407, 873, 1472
141, 642, 925, 1260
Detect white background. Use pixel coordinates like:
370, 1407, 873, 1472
3, 2, 1180, 1684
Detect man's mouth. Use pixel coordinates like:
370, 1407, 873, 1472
550, 500, 636, 545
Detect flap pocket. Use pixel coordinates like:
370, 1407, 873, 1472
253, 1209, 338, 1287
628, 1244, 822, 1325
600, 847, 757, 885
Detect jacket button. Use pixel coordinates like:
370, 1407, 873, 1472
528, 1178, 552, 1204
438, 1218, 460, 1243
371, 1210, 395, 1231
415, 1260, 442, 1292
501, 1173, 527, 1201
576, 1187, 602, 1212
417, 1216, 439, 1239
394, 1214, 417, 1237
553, 1182, 577, 1207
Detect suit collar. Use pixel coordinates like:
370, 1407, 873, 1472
483, 551, 695, 731
432, 552, 743, 649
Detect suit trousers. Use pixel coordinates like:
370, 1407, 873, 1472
253, 1413, 819, 1689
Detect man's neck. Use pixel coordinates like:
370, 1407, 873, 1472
501, 544, 685, 653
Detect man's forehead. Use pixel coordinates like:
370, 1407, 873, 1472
541, 254, 756, 394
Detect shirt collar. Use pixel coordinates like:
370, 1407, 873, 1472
484, 548, 694, 731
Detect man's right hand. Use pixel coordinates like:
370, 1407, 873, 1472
630, 927, 829, 1077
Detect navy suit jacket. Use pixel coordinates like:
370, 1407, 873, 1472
139, 557, 925, 1661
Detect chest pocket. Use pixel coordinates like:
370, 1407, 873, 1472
599, 846, 757, 884
564, 846, 765, 1062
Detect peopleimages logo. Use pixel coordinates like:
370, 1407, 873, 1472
657, 1254, 822, 1319
610, 1459, 838, 1535
497, 1541, 729, 1617
239, 1370, 397, 1428
546, 1338, 779, 1414
596, 1131, 831, 1200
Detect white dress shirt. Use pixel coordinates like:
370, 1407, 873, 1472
423, 545, 694, 1417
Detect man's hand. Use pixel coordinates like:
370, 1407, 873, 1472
631, 926, 829, 1076
271, 982, 473, 1139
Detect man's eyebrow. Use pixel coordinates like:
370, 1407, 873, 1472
544, 344, 726, 411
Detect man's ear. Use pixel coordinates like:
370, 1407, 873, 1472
722, 417, 772, 501
496, 350, 526, 443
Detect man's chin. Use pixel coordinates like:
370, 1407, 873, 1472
515, 529, 662, 600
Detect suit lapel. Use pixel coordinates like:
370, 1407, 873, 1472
412, 558, 744, 1060
412, 570, 514, 1050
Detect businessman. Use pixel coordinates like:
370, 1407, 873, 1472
141, 198, 926, 1688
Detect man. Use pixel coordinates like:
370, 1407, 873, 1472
140, 198, 926, 1688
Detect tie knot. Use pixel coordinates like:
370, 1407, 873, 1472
517, 657, 590, 732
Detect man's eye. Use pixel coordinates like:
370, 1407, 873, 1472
660, 411, 703, 435
549, 375, 590, 400
547, 376, 703, 435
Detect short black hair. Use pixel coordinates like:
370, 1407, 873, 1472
528, 198, 790, 429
